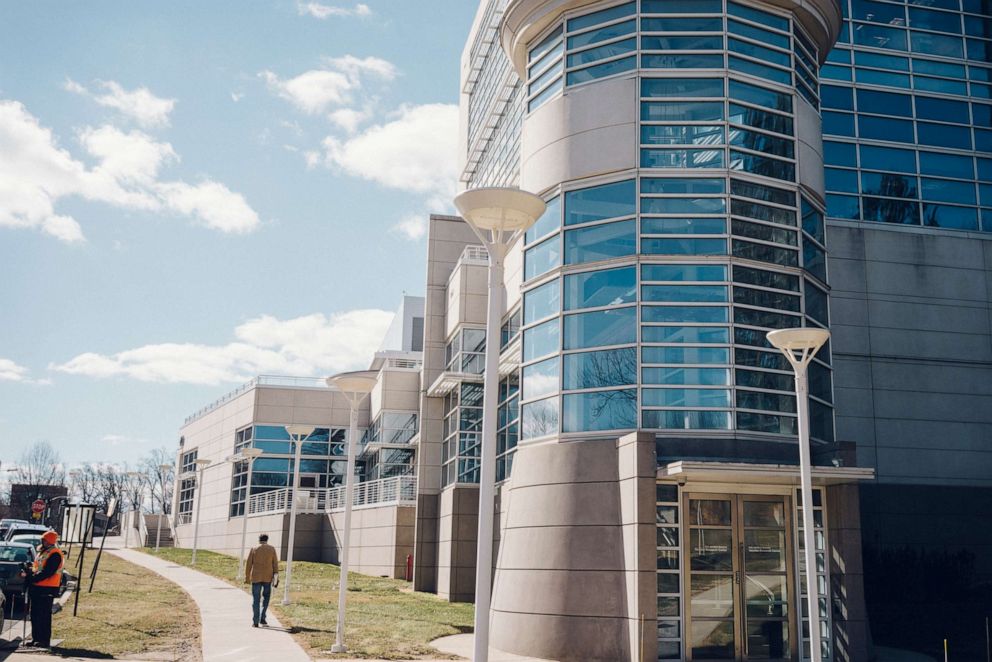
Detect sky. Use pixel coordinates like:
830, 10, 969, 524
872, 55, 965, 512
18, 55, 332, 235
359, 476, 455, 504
0, 1, 480, 468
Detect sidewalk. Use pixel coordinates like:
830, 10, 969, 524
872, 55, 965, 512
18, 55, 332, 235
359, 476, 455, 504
111, 547, 310, 662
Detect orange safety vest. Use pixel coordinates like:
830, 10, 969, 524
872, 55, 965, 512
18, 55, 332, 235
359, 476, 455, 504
33, 546, 64, 588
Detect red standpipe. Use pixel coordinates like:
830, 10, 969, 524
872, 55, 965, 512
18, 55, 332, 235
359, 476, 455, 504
405, 554, 413, 582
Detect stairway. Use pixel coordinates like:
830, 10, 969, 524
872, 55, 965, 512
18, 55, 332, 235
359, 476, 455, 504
142, 514, 175, 548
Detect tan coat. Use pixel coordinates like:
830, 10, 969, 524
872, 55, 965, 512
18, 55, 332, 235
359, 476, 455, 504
245, 543, 279, 584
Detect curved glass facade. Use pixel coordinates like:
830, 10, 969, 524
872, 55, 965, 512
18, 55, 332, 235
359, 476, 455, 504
518, 0, 834, 455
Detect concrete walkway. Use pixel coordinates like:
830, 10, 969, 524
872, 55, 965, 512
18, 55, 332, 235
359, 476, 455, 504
431, 634, 554, 662
110, 548, 310, 662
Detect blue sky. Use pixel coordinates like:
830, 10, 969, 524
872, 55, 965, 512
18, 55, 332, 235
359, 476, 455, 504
0, 1, 478, 467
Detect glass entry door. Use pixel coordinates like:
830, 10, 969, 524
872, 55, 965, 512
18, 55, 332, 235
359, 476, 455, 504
684, 493, 796, 661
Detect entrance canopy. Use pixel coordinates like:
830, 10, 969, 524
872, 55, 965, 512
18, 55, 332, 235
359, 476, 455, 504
659, 461, 875, 485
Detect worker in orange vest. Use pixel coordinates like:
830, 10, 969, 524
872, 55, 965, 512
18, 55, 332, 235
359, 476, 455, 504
20, 530, 64, 650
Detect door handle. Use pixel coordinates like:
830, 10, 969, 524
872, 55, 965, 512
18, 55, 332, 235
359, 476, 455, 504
734, 570, 740, 585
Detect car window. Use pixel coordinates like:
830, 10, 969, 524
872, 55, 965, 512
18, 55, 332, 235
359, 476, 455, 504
0, 547, 31, 562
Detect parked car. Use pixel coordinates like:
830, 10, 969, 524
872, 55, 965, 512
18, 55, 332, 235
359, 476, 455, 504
0, 519, 29, 540
4, 524, 50, 541
0, 542, 36, 600
8, 534, 42, 549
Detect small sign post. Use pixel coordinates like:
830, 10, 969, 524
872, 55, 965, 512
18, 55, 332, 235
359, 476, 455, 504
30, 499, 45, 521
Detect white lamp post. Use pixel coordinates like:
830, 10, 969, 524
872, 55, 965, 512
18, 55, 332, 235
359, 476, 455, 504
156, 464, 173, 552
453, 187, 545, 662
282, 424, 315, 605
236, 448, 264, 579
190, 458, 212, 565
766, 327, 831, 662
326, 371, 377, 654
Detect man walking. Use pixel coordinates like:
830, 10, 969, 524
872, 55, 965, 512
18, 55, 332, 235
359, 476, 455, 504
21, 530, 64, 649
244, 533, 279, 627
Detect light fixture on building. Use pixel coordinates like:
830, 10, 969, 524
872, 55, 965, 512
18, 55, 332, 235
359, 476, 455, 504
235, 448, 264, 579
453, 186, 546, 662
191, 458, 212, 565
767, 327, 831, 662
282, 424, 316, 605
326, 371, 377, 654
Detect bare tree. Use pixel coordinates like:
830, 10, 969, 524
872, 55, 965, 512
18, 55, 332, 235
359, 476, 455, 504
15, 441, 66, 488
140, 448, 175, 514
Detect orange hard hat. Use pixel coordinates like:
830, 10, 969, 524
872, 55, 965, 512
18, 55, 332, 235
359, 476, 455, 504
41, 530, 57, 545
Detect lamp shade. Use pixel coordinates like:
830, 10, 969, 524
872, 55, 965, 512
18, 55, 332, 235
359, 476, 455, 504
194, 458, 212, 468
453, 187, 546, 233
327, 371, 377, 395
240, 448, 264, 459
766, 328, 831, 353
285, 424, 315, 438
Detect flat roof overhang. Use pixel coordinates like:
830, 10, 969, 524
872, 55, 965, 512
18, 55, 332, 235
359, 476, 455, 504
659, 461, 875, 485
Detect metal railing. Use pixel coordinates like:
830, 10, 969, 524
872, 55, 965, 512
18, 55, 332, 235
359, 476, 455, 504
183, 374, 331, 425
384, 357, 423, 370
246, 476, 418, 517
460, 244, 488, 264
175, 511, 193, 526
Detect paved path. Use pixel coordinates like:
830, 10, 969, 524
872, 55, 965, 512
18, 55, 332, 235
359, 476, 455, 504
110, 548, 311, 662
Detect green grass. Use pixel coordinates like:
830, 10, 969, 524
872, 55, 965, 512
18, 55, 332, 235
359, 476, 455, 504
51, 550, 200, 659
143, 547, 474, 660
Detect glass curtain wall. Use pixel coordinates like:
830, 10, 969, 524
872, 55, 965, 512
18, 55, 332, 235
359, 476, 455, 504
822, 0, 992, 231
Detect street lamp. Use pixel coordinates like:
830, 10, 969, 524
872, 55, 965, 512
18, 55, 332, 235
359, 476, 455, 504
190, 458, 212, 565
766, 327, 831, 662
453, 187, 545, 662
125, 471, 143, 549
326, 371, 377, 654
282, 424, 315, 605
235, 448, 264, 580
155, 464, 173, 552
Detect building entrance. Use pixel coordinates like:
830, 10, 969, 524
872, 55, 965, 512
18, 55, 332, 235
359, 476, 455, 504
684, 493, 796, 661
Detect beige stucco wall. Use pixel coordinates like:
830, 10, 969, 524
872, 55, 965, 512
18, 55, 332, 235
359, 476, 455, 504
324, 505, 416, 579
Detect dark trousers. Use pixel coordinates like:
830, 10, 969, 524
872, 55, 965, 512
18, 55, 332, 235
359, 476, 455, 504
28, 589, 55, 646
251, 582, 271, 625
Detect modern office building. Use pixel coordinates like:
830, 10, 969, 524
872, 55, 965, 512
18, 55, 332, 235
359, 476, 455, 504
170, 296, 423, 579
410, 0, 992, 661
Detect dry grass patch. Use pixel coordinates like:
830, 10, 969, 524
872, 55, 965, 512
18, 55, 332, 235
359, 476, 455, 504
51, 550, 200, 659
144, 547, 473, 660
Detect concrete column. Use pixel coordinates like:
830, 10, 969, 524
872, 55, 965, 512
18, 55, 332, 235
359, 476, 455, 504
826, 483, 872, 662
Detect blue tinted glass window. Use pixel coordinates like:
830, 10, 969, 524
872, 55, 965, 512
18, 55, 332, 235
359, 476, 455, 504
563, 307, 637, 350
641, 197, 726, 215
728, 1, 789, 31
825, 167, 859, 193
568, 1, 635, 32
564, 266, 636, 310
852, 0, 905, 23
522, 357, 559, 400
910, 31, 963, 58
524, 235, 561, 280
642, 326, 730, 343
728, 19, 790, 49
734, 285, 800, 310
733, 306, 802, 328
643, 0, 722, 13
642, 264, 727, 281
826, 194, 860, 219
862, 172, 918, 198
734, 264, 800, 291
523, 279, 560, 324
728, 37, 791, 67
732, 219, 797, 245
642, 78, 724, 98
640, 124, 726, 146
853, 23, 908, 50
643, 54, 728, 71
641, 217, 726, 234
821, 85, 855, 110
568, 19, 636, 50
862, 197, 920, 224
858, 69, 910, 88
976, 129, 992, 151
859, 115, 914, 142
641, 148, 725, 169
641, 35, 723, 50
860, 145, 916, 173
908, 7, 962, 33
523, 318, 559, 361
975, 103, 992, 127
641, 305, 728, 323
642, 238, 727, 254
979, 158, 992, 181
729, 128, 794, 158
528, 80, 564, 112
563, 348, 637, 390
732, 239, 800, 265
802, 199, 825, 244
919, 151, 974, 178
642, 101, 724, 121
825, 141, 856, 167
914, 74, 966, 94
644, 410, 733, 430
855, 50, 909, 70
730, 179, 795, 206
642, 284, 728, 302
921, 178, 976, 204
567, 55, 636, 85
827, 49, 852, 65
641, 178, 725, 195
915, 96, 969, 122
730, 151, 795, 181
562, 390, 637, 432
567, 37, 637, 68
643, 388, 731, 408
923, 204, 979, 229
917, 122, 972, 149
564, 219, 636, 264
525, 197, 560, 245
729, 56, 792, 85
565, 180, 635, 226
857, 89, 912, 116
642, 367, 731, 385
821, 64, 853, 81
729, 80, 793, 113
643, 347, 730, 364
521, 397, 559, 439
641, 17, 723, 31
728, 104, 794, 135
805, 281, 829, 325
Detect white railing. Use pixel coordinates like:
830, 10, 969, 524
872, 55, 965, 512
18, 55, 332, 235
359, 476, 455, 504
460, 244, 488, 264
175, 511, 193, 526
385, 357, 423, 370
246, 476, 417, 517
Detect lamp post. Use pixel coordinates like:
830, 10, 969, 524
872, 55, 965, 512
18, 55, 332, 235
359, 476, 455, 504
124, 471, 143, 549
453, 187, 545, 662
190, 458, 212, 565
236, 448, 264, 579
766, 327, 831, 662
282, 424, 315, 605
326, 371, 377, 654
156, 464, 173, 552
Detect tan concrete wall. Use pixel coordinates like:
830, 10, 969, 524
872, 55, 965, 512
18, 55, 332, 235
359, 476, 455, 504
436, 485, 479, 603
323, 505, 416, 579
174, 512, 325, 562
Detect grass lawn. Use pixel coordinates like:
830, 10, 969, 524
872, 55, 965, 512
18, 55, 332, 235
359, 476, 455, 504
142, 547, 474, 660
51, 549, 200, 659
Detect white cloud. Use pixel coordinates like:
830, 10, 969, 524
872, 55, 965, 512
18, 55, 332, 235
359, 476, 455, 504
51, 309, 394, 385
323, 55, 396, 81
0, 359, 29, 382
0, 100, 260, 241
392, 213, 427, 240
320, 103, 459, 197
297, 2, 371, 19
65, 79, 176, 128
260, 57, 395, 119
101, 434, 148, 447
